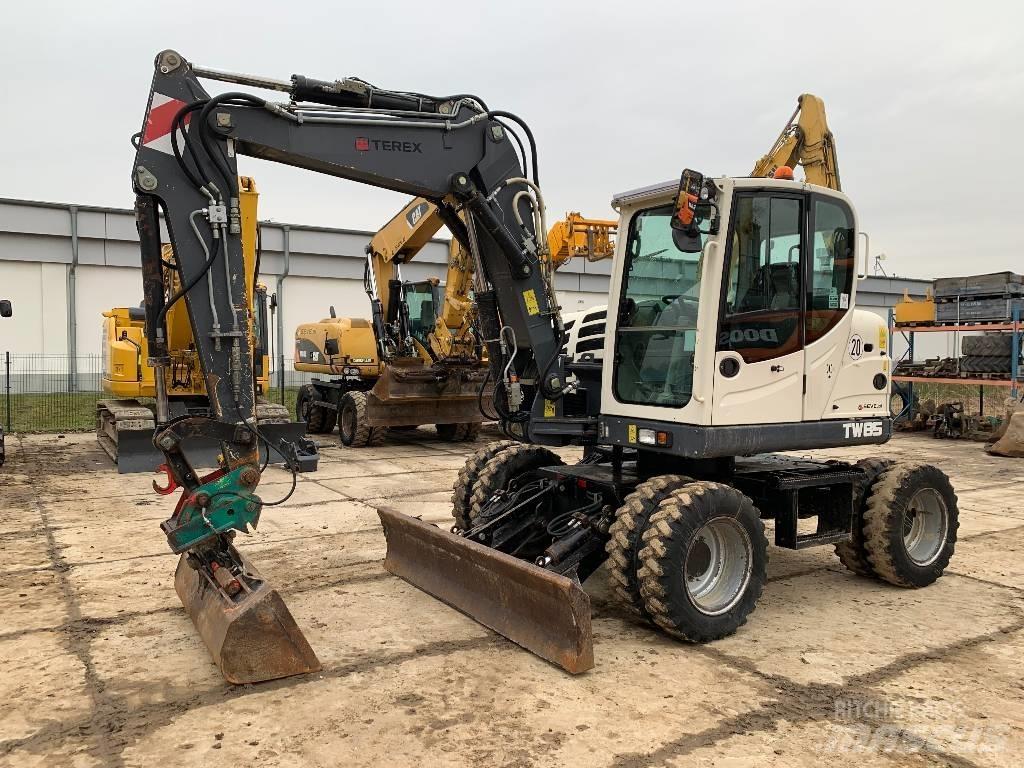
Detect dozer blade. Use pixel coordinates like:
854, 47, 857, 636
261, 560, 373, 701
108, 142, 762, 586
378, 508, 594, 674
174, 551, 321, 684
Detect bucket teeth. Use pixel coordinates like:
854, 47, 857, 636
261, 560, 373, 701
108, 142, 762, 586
174, 550, 321, 684
378, 508, 594, 674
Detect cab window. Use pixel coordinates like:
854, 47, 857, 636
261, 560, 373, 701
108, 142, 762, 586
613, 204, 705, 407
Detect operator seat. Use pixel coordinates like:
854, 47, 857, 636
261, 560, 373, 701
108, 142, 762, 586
767, 263, 799, 310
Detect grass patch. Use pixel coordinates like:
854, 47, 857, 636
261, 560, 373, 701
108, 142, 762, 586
3, 388, 305, 433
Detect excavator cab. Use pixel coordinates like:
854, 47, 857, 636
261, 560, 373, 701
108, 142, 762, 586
403, 279, 443, 360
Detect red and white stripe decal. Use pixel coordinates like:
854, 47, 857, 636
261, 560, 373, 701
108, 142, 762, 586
141, 92, 191, 155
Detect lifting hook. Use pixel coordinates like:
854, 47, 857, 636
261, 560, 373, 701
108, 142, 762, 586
153, 463, 179, 495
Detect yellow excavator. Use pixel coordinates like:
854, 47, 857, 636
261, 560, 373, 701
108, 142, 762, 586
293, 199, 490, 445
294, 202, 615, 445
98, 178, 308, 472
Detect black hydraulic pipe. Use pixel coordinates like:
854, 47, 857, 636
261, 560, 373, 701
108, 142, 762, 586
136, 194, 168, 360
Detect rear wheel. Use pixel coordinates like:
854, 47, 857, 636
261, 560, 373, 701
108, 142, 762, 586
834, 458, 894, 578
436, 423, 481, 442
863, 463, 958, 587
464, 444, 564, 528
606, 474, 694, 618
296, 385, 333, 434
339, 391, 386, 447
451, 440, 520, 531
637, 482, 767, 642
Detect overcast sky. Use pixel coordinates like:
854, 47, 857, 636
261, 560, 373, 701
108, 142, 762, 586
1, 1, 1021, 279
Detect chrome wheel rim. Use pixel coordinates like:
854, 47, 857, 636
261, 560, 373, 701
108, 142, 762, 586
684, 517, 753, 615
902, 488, 948, 566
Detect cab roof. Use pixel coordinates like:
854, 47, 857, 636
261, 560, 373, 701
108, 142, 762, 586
610, 176, 846, 210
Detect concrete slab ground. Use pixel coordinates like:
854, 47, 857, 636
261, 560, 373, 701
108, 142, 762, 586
0, 429, 1021, 767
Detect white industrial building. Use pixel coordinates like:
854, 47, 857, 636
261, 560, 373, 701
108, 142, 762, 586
0, 195, 943, 381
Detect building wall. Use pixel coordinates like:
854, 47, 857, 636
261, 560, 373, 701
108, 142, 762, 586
0, 196, 944, 374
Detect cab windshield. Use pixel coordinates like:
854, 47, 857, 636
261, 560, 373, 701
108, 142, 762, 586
404, 281, 440, 352
614, 204, 705, 407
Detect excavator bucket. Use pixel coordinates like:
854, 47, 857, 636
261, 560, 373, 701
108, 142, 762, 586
173, 550, 321, 684
378, 508, 594, 674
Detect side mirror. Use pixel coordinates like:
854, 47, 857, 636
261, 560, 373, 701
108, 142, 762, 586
670, 169, 719, 252
329, 305, 337, 319
324, 337, 340, 357
0, 299, 11, 318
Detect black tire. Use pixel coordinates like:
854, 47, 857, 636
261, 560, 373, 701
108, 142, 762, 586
863, 463, 958, 588
961, 355, 1010, 374
436, 423, 481, 442
296, 384, 333, 434
606, 474, 694, 618
834, 458, 894, 578
339, 391, 386, 447
962, 334, 1013, 357
464, 444, 565, 527
637, 482, 767, 643
451, 440, 520, 531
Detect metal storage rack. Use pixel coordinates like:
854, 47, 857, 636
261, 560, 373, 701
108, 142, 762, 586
889, 308, 1022, 420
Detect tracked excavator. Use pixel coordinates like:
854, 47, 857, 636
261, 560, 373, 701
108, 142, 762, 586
132, 54, 957, 682
294, 202, 616, 446
98, 177, 309, 472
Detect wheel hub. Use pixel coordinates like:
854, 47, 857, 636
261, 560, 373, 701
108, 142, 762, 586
902, 488, 948, 566
684, 517, 753, 616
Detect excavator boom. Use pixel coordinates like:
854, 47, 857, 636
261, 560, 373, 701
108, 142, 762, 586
752, 93, 841, 190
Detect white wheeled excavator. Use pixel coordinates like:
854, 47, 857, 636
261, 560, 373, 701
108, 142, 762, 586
130, 53, 957, 682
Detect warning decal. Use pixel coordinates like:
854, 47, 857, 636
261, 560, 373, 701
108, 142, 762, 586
141, 93, 191, 156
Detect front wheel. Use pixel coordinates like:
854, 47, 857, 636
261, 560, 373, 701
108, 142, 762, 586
637, 482, 767, 643
339, 391, 386, 447
459, 444, 564, 529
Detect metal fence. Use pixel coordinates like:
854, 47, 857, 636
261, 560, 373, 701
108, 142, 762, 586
1, 352, 319, 433
3, 353, 103, 433
3, 350, 1017, 435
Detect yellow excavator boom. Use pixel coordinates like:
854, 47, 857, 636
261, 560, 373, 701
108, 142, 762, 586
546, 212, 617, 269
751, 93, 841, 191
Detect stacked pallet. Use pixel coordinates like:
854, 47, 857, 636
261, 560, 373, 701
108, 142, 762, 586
934, 271, 1024, 323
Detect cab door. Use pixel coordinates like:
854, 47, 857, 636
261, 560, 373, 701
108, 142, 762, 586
802, 194, 858, 420
711, 193, 806, 425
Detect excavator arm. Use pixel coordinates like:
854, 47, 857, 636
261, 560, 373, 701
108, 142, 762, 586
363, 198, 446, 360
751, 93, 841, 190
132, 50, 579, 681
134, 51, 566, 453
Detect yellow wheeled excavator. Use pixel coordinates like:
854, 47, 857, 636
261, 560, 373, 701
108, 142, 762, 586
293, 202, 616, 446
98, 178, 308, 472
293, 198, 490, 446
131, 54, 956, 684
